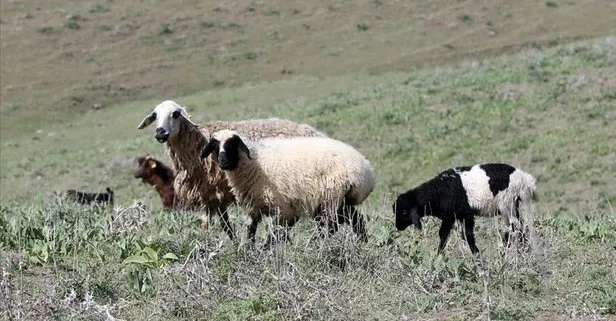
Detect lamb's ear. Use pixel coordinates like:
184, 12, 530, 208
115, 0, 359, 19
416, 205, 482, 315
200, 139, 219, 159
179, 106, 197, 126
410, 208, 422, 230
137, 112, 156, 129
238, 139, 251, 159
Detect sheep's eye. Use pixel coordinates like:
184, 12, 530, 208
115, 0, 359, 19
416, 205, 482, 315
172, 110, 181, 119
150, 112, 157, 120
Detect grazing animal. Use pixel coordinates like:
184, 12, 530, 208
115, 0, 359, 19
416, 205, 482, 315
137, 100, 326, 239
134, 156, 176, 210
200, 129, 377, 247
393, 163, 539, 254
66, 187, 115, 206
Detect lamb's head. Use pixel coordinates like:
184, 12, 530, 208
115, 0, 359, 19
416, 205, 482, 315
393, 192, 423, 231
137, 100, 197, 143
199, 129, 251, 171
134, 156, 157, 180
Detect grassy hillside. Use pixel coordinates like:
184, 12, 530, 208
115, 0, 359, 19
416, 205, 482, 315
1, 37, 615, 320
1, 0, 616, 319
1, 0, 615, 130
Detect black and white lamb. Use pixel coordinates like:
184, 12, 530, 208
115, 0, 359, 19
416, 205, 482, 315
392, 163, 539, 254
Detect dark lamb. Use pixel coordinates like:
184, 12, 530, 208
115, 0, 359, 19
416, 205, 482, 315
66, 187, 115, 206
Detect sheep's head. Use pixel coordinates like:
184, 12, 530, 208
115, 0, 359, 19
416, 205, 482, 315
200, 129, 251, 171
137, 100, 197, 143
392, 193, 423, 231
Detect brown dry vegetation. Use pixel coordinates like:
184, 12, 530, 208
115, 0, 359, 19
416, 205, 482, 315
2, 0, 615, 129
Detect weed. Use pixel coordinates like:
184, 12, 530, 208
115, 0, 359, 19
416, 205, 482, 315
357, 23, 370, 31
243, 51, 259, 60
90, 4, 110, 13
64, 14, 86, 30
458, 14, 473, 24
158, 23, 172, 35
546, 1, 558, 8
263, 9, 280, 17
200, 21, 216, 29
36, 26, 54, 34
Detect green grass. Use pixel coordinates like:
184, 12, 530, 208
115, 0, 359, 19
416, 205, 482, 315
1, 37, 616, 320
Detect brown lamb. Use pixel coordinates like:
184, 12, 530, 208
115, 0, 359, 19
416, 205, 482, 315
134, 156, 175, 210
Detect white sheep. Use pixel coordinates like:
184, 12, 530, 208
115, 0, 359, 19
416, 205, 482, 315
199, 129, 377, 246
137, 100, 326, 239
393, 163, 539, 254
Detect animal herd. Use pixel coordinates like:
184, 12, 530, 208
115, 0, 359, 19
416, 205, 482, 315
65, 99, 540, 255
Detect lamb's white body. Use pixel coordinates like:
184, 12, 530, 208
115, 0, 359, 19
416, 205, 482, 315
457, 164, 538, 221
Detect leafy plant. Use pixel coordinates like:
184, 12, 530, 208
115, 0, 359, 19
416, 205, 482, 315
122, 240, 179, 270
64, 14, 86, 30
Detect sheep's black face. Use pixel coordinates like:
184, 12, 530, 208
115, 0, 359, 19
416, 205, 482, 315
393, 197, 422, 231
218, 135, 248, 171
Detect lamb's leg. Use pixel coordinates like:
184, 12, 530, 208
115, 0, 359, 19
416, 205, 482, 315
463, 217, 480, 254
437, 218, 455, 255
218, 207, 235, 240
515, 196, 530, 248
501, 200, 523, 248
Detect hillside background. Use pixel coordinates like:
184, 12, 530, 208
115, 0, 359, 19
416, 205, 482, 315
1, 0, 615, 320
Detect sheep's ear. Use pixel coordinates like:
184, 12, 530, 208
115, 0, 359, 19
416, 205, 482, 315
179, 106, 197, 126
137, 113, 156, 129
200, 139, 219, 159
149, 161, 157, 169
238, 139, 251, 159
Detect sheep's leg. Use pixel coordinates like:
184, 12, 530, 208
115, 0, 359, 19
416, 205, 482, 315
437, 218, 455, 255
463, 217, 480, 254
264, 215, 295, 249
315, 214, 338, 239
344, 205, 368, 242
218, 207, 235, 240
247, 214, 262, 244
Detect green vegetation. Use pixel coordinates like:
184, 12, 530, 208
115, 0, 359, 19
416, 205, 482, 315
1, 0, 615, 319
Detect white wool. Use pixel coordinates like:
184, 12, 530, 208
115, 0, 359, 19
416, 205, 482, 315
457, 165, 494, 215
211, 130, 376, 221
458, 164, 538, 229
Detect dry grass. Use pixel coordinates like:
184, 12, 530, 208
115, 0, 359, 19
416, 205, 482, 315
1, 0, 615, 127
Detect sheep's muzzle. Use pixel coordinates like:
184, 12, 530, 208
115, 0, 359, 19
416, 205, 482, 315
155, 128, 169, 143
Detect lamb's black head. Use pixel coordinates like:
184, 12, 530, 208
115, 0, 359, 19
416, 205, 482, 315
393, 193, 423, 231
200, 130, 251, 171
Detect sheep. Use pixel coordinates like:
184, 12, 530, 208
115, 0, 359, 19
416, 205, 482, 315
66, 187, 115, 206
392, 163, 539, 255
134, 155, 176, 210
137, 100, 326, 239
199, 129, 377, 247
